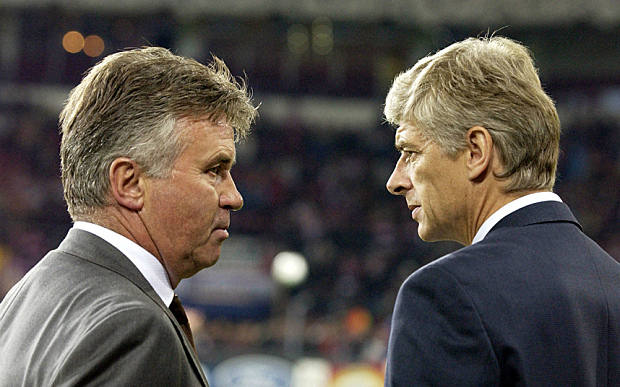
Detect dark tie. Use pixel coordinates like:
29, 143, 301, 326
169, 294, 195, 350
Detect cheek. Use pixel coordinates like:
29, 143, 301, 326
415, 176, 445, 217
157, 181, 211, 222
411, 167, 431, 199
182, 184, 220, 222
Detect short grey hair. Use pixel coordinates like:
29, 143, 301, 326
60, 47, 258, 220
385, 36, 560, 192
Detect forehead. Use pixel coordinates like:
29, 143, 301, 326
394, 123, 426, 149
176, 117, 236, 160
178, 117, 234, 142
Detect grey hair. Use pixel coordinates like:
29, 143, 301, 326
60, 47, 258, 220
385, 36, 560, 192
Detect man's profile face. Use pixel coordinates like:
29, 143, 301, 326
386, 123, 470, 244
141, 117, 243, 285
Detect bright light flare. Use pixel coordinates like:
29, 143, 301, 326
271, 251, 309, 287
84, 35, 105, 57
62, 31, 84, 54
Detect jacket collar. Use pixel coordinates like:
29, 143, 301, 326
57, 228, 209, 386
490, 201, 582, 234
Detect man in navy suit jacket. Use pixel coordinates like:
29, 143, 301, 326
383, 36, 620, 386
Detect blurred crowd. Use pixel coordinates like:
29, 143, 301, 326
2, 91, 620, 367
1, 7, 620, 369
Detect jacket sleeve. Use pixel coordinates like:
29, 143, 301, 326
48, 304, 205, 386
384, 264, 499, 387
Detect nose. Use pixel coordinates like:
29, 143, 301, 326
386, 158, 411, 196
220, 176, 244, 211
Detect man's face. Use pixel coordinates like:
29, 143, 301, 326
142, 117, 243, 286
386, 123, 469, 244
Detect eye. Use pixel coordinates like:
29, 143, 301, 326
206, 165, 221, 175
400, 150, 416, 163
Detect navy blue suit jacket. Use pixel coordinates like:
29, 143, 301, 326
385, 201, 620, 386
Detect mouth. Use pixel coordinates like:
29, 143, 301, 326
408, 204, 421, 219
212, 228, 229, 240
212, 221, 230, 239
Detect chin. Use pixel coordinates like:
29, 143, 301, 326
417, 233, 436, 242
186, 253, 219, 275
201, 255, 220, 270
417, 225, 442, 243
196, 244, 222, 264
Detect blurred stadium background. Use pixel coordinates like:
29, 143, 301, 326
1, 1, 619, 385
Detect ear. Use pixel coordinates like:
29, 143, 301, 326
109, 157, 145, 211
465, 126, 494, 182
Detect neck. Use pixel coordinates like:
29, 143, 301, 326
82, 206, 178, 287
463, 185, 540, 246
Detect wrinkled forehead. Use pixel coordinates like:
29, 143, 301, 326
394, 123, 427, 150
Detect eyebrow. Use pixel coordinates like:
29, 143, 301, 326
205, 152, 236, 168
219, 156, 236, 166
395, 139, 417, 152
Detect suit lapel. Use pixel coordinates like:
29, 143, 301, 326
57, 228, 209, 386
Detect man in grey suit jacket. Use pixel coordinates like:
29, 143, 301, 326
0, 47, 257, 386
383, 36, 620, 385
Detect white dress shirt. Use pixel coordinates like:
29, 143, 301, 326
471, 192, 563, 245
73, 221, 175, 306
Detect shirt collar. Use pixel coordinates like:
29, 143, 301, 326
471, 192, 563, 245
73, 221, 175, 306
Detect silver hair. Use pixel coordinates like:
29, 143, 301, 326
385, 36, 560, 192
60, 47, 258, 220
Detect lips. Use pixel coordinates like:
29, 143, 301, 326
213, 228, 229, 239
408, 204, 421, 219
215, 223, 229, 231
212, 227, 230, 241
212, 219, 230, 239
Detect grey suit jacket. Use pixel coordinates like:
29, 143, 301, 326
385, 201, 620, 386
0, 228, 209, 386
